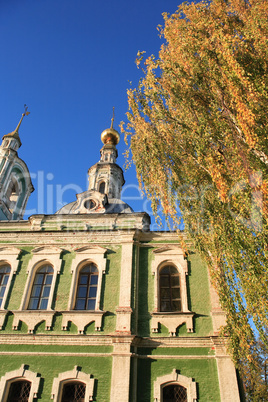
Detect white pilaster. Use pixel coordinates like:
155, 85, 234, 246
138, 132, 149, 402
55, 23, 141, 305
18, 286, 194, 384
116, 238, 134, 333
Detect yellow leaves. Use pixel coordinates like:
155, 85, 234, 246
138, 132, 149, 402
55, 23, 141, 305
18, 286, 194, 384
135, 50, 146, 68
125, 4, 268, 393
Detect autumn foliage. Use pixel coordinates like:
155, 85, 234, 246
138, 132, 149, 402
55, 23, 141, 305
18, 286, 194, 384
123, 0, 268, 398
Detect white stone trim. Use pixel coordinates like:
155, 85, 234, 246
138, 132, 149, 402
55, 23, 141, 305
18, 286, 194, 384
152, 247, 189, 312
151, 247, 193, 335
0, 364, 41, 401
0, 247, 21, 312
61, 310, 105, 333
12, 310, 55, 334
154, 369, 197, 402
151, 312, 194, 336
67, 246, 107, 311
51, 366, 95, 401
20, 246, 63, 310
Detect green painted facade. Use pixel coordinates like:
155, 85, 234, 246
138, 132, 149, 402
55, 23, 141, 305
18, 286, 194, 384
0, 218, 231, 401
0, 120, 241, 401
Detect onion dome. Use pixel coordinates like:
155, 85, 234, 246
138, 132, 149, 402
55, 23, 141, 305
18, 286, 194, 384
100, 107, 120, 145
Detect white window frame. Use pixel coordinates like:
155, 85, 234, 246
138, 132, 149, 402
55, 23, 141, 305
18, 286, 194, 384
51, 366, 95, 401
12, 246, 63, 334
61, 246, 107, 333
0, 247, 21, 311
151, 247, 194, 335
20, 246, 63, 311
68, 246, 107, 311
0, 364, 41, 402
154, 369, 197, 402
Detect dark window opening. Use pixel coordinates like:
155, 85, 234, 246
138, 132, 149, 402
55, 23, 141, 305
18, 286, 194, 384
61, 381, 86, 402
159, 265, 181, 312
28, 265, 53, 310
7, 380, 31, 402
84, 199, 96, 210
99, 182, 105, 194
0, 264, 10, 308
163, 384, 187, 402
75, 264, 98, 310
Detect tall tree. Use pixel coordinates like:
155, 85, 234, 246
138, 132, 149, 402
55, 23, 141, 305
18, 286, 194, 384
123, 0, 268, 398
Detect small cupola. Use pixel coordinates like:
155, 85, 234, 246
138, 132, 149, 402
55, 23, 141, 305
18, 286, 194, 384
1, 105, 30, 152
0, 106, 34, 220
88, 109, 125, 200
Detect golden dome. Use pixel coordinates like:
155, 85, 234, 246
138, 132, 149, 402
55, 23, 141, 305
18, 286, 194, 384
101, 107, 120, 145
101, 127, 120, 145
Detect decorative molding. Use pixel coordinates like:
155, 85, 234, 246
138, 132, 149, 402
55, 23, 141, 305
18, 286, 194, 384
154, 369, 197, 402
72, 190, 107, 214
0, 364, 41, 401
61, 311, 105, 333
68, 246, 107, 311
12, 310, 55, 333
20, 246, 63, 311
0, 311, 8, 330
51, 366, 95, 401
151, 312, 194, 336
0, 247, 21, 311
0, 246, 21, 274
152, 246, 188, 276
151, 247, 191, 322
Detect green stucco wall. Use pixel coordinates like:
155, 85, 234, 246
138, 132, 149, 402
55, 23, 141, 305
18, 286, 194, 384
3, 245, 122, 334
137, 246, 213, 337
0, 354, 112, 401
136, 357, 221, 402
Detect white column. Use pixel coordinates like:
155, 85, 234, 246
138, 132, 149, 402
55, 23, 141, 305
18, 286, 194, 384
110, 337, 133, 402
216, 357, 240, 401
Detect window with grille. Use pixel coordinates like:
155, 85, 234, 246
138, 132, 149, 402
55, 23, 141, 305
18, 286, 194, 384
28, 264, 53, 310
7, 380, 31, 402
74, 264, 98, 310
163, 384, 187, 402
0, 265, 10, 308
159, 265, 182, 312
61, 382, 86, 402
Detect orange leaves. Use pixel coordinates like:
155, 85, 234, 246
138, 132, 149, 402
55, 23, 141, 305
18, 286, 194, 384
124, 1, 268, 396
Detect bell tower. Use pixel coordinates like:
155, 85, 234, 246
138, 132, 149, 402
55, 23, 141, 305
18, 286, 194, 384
88, 108, 125, 199
0, 107, 34, 220
56, 109, 133, 215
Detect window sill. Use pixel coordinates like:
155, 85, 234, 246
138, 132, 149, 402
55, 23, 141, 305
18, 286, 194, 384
61, 310, 106, 333
12, 310, 55, 333
151, 311, 194, 336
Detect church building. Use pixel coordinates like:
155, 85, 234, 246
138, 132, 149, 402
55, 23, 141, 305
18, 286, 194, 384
0, 111, 241, 401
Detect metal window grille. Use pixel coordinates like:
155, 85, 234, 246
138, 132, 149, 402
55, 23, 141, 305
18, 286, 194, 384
61, 382, 86, 402
7, 380, 31, 402
163, 384, 187, 402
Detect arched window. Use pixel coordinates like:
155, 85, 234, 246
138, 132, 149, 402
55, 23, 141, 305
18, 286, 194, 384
74, 264, 98, 310
0, 264, 11, 308
6, 178, 19, 213
28, 264, 53, 310
7, 380, 31, 401
61, 381, 86, 402
99, 181, 105, 194
159, 265, 181, 312
163, 383, 187, 402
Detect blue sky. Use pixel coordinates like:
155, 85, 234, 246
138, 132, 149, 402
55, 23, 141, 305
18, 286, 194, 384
0, 0, 182, 226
